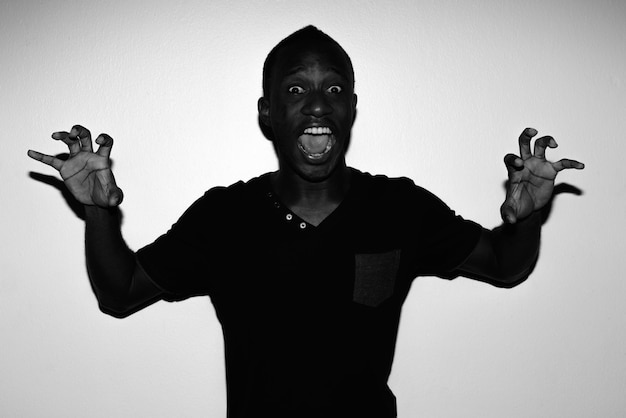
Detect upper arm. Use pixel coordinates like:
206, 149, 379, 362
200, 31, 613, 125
457, 228, 498, 277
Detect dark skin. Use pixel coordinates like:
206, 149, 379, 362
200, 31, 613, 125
27, 39, 584, 315
258, 39, 357, 226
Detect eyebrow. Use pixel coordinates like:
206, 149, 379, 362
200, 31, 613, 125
284, 65, 348, 79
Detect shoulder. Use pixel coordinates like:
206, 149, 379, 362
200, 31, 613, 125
350, 168, 444, 207
192, 173, 272, 206
172, 173, 273, 226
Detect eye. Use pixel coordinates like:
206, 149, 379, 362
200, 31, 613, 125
327, 85, 342, 94
288, 86, 305, 94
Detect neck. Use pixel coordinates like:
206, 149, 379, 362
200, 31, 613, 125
270, 165, 351, 225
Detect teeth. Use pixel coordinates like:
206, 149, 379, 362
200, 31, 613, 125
303, 126, 332, 135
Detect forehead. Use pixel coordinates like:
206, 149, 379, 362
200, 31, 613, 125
272, 40, 353, 83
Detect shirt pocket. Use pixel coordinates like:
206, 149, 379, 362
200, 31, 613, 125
353, 250, 401, 307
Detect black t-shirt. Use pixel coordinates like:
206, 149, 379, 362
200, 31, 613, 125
137, 168, 482, 418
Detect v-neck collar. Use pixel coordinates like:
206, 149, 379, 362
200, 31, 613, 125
262, 168, 361, 232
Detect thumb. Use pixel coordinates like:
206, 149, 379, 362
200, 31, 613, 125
108, 187, 124, 207
96, 168, 124, 207
500, 200, 517, 224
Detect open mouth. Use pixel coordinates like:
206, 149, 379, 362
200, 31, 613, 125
297, 126, 335, 160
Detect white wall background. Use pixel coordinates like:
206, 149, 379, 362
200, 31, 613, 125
2, 0, 624, 416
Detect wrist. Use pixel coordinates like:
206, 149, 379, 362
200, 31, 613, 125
515, 209, 542, 225
84, 204, 121, 223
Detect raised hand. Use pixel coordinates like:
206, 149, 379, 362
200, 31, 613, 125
28, 125, 124, 207
500, 128, 584, 224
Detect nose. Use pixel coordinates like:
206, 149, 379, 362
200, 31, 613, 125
301, 91, 332, 117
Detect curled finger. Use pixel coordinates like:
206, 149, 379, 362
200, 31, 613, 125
503, 153, 524, 172
518, 127, 537, 159
70, 124, 93, 153
95, 133, 114, 158
52, 131, 81, 155
533, 135, 557, 159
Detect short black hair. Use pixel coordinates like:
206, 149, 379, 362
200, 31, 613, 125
262, 25, 355, 98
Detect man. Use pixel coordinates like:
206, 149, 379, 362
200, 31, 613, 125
28, 26, 583, 417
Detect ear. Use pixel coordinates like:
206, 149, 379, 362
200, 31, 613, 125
351, 93, 358, 124
258, 97, 271, 127
257, 97, 274, 141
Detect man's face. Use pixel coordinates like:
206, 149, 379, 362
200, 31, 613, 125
259, 40, 357, 183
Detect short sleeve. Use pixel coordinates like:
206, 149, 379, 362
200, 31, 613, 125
136, 184, 238, 300
399, 179, 482, 278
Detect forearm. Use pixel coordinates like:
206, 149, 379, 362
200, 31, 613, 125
460, 211, 541, 285
84, 205, 136, 307
490, 211, 542, 283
